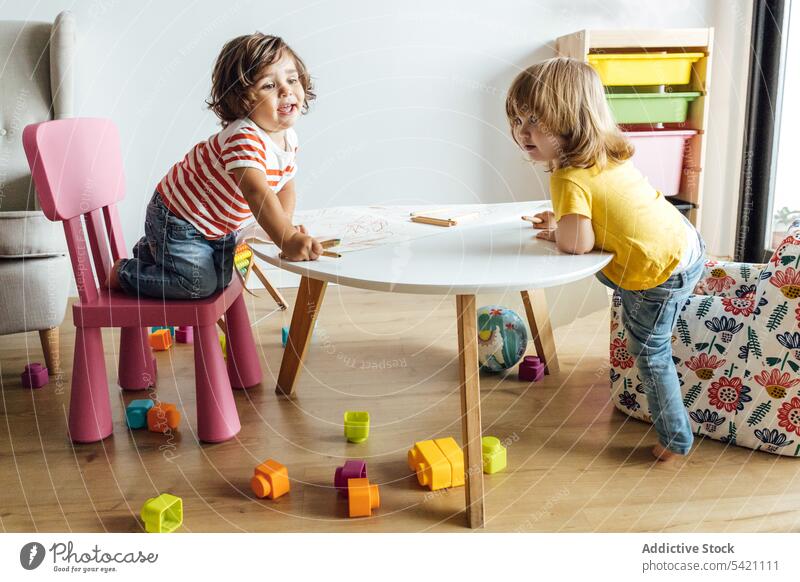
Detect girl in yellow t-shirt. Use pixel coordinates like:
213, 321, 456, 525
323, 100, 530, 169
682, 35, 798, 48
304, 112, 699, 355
506, 57, 706, 461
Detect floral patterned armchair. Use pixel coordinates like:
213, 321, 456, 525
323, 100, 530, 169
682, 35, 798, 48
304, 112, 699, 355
610, 222, 800, 456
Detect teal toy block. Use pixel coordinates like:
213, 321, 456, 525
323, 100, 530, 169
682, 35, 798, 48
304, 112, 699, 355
344, 411, 370, 443
481, 436, 507, 474
281, 326, 289, 348
126, 399, 155, 429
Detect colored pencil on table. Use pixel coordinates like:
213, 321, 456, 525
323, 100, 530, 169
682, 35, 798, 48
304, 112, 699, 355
522, 215, 543, 224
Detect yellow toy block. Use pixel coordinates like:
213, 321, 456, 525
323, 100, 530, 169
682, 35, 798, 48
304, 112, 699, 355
434, 437, 465, 487
481, 436, 507, 474
408, 437, 464, 491
141, 493, 183, 533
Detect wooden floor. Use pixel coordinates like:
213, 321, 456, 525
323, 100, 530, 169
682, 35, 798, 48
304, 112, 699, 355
2, 286, 799, 533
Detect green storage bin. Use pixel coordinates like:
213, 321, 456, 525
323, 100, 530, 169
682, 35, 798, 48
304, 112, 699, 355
606, 92, 701, 124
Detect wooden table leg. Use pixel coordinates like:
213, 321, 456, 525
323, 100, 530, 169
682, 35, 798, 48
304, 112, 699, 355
276, 276, 327, 396
520, 289, 560, 375
38, 326, 61, 377
456, 294, 485, 528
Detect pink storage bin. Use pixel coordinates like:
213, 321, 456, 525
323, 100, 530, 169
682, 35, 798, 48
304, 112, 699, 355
624, 130, 697, 196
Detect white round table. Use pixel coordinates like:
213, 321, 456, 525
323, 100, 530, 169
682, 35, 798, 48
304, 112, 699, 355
256, 204, 612, 528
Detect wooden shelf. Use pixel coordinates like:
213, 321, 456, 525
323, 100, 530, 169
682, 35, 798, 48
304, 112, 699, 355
556, 28, 714, 227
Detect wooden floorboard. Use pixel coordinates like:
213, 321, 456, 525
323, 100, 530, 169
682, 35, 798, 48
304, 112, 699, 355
1, 286, 799, 532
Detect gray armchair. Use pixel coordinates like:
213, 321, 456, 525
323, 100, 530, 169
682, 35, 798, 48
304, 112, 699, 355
0, 11, 74, 377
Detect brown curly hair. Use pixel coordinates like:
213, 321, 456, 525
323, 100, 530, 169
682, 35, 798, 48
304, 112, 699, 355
207, 33, 315, 127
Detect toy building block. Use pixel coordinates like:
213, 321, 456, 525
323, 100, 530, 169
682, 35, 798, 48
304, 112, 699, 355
281, 326, 289, 348
147, 402, 180, 433
219, 333, 226, 358
433, 437, 465, 487
21, 363, 49, 388
481, 436, 507, 474
344, 411, 370, 443
334, 460, 367, 495
141, 493, 183, 533
149, 329, 173, 351
151, 326, 175, 336
175, 326, 193, 344
251, 459, 290, 500
126, 399, 154, 429
408, 437, 465, 491
347, 477, 380, 518
519, 355, 545, 382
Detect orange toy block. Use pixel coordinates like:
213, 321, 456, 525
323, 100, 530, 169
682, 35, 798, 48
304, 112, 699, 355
251, 459, 290, 500
146, 403, 180, 433
347, 477, 380, 518
149, 329, 173, 351
408, 437, 465, 491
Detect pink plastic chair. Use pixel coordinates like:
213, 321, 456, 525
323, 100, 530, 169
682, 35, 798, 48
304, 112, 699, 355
23, 118, 262, 443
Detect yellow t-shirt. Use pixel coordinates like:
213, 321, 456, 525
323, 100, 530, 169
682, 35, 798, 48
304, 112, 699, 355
550, 161, 687, 291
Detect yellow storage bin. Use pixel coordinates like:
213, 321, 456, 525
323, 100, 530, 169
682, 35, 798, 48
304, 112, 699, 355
588, 52, 704, 86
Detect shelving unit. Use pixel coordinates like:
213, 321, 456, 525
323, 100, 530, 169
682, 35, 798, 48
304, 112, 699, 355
556, 28, 714, 227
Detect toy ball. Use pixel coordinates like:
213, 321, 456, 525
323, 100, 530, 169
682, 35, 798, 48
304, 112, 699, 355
477, 305, 528, 372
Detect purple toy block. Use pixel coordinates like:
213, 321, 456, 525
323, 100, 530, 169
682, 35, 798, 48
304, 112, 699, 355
22, 363, 49, 388
518, 356, 544, 382
334, 460, 367, 495
175, 326, 193, 344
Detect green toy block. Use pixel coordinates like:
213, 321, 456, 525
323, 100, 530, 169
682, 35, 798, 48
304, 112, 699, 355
344, 411, 370, 443
481, 436, 507, 474
141, 493, 183, 533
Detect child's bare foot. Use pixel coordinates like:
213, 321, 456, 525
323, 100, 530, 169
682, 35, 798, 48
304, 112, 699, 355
107, 259, 123, 291
652, 443, 685, 462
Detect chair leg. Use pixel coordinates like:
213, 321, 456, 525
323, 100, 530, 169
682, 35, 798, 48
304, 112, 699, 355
118, 327, 156, 389
194, 324, 241, 443
225, 293, 262, 389
38, 327, 62, 378
69, 326, 113, 443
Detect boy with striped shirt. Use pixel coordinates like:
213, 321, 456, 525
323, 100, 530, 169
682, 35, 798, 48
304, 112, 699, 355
110, 33, 322, 299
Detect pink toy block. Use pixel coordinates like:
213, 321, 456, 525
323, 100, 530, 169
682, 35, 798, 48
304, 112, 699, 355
175, 326, 193, 344
334, 460, 367, 495
23, 118, 264, 443
21, 363, 49, 388
518, 356, 545, 382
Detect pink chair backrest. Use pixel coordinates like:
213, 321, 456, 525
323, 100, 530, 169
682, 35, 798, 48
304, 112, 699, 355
22, 118, 129, 303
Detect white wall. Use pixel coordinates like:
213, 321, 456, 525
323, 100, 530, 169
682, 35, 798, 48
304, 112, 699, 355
2, 0, 751, 322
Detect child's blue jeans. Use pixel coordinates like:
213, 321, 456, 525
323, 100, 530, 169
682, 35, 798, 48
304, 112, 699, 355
596, 251, 706, 454
116, 191, 237, 299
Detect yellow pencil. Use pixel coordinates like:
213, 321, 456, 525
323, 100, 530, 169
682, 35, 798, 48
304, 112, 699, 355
321, 238, 341, 249
322, 250, 341, 258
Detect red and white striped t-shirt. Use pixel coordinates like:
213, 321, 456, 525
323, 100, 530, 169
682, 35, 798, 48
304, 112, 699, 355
157, 118, 298, 239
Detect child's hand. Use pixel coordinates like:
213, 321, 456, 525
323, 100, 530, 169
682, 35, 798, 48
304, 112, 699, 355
294, 224, 308, 234
281, 232, 323, 261
535, 229, 556, 242
532, 211, 556, 229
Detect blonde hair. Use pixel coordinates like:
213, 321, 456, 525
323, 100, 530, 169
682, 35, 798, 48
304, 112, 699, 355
505, 57, 633, 170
